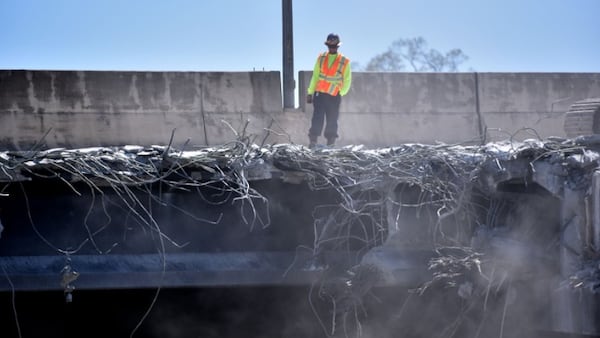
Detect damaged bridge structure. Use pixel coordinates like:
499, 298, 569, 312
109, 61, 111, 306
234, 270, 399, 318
1, 138, 600, 337
1, 70, 600, 337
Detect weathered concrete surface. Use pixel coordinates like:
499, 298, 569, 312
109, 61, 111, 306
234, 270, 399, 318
478, 73, 600, 141
300, 71, 600, 146
2, 70, 600, 149
0, 70, 284, 150
348, 72, 480, 145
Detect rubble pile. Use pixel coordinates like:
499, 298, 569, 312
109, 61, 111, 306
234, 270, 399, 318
2, 136, 600, 336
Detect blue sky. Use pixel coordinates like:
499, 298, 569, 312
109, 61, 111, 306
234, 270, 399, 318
1, 0, 599, 73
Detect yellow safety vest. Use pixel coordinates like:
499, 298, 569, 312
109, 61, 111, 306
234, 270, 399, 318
315, 53, 349, 96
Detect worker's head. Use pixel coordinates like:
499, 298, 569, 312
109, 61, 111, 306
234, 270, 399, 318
324, 33, 341, 48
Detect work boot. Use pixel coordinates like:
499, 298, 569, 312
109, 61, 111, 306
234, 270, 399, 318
326, 138, 336, 147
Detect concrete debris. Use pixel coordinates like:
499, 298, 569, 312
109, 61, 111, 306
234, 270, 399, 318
1, 137, 600, 335
567, 260, 600, 292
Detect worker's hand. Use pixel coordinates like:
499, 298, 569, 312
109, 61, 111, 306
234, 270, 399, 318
306, 94, 313, 104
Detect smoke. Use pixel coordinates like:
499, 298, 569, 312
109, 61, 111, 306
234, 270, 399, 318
141, 286, 329, 338
302, 174, 568, 338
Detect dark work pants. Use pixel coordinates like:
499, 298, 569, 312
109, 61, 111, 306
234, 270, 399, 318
309, 92, 341, 141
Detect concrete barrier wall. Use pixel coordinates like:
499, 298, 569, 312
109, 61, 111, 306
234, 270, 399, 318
299, 72, 481, 146
0, 70, 283, 150
2, 70, 600, 150
299, 71, 600, 146
477, 73, 600, 141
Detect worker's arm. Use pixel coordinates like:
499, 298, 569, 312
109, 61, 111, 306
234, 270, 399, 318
339, 61, 352, 96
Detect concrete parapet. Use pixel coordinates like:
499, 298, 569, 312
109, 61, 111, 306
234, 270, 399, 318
0, 70, 283, 150
2, 70, 600, 149
299, 71, 600, 147
477, 73, 600, 141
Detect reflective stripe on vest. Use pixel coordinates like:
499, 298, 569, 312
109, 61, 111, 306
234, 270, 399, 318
315, 53, 348, 96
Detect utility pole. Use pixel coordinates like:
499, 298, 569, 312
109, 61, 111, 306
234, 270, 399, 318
282, 0, 294, 109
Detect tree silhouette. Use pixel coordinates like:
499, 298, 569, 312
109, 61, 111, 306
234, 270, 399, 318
359, 37, 469, 72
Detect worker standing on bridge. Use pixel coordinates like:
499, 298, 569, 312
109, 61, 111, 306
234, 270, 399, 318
306, 33, 352, 148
